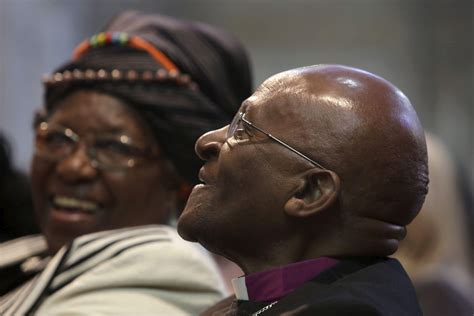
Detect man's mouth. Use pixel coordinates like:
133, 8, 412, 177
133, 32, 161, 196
198, 167, 213, 186
51, 195, 102, 214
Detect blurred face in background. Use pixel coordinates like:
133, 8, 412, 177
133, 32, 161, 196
31, 90, 177, 254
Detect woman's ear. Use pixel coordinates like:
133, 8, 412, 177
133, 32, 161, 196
284, 169, 340, 218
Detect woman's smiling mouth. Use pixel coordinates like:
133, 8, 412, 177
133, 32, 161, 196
50, 195, 103, 218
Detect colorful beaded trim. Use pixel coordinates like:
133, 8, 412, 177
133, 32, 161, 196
73, 32, 179, 72
44, 32, 199, 90
42, 68, 199, 91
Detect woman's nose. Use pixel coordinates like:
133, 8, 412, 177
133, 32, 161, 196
56, 143, 98, 182
195, 126, 227, 161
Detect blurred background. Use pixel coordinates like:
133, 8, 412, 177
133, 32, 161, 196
0, 0, 472, 187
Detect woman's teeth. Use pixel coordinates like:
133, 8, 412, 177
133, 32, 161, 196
53, 196, 99, 212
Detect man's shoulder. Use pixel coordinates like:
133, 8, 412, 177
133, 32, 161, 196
202, 258, 422, 316
270, 257, 422, 316
330, 257, 412, 286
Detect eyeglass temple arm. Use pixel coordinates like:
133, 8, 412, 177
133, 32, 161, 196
267, 134, 327, 170
241, 115, 327, 170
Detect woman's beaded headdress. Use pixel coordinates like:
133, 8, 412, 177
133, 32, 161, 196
42, 32, 198, 90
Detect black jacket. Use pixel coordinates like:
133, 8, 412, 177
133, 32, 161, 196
203, 257, 422, 316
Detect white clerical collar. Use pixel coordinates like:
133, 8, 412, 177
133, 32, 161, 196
231, 276, 249, 300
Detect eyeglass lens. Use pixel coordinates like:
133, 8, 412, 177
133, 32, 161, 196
227, 112, 243, 139
35, 122, 147, 169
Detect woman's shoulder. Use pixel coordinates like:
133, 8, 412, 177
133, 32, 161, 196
55, 224, 224, 290
0, 235, 47, 269
65, 224, 216, 269
37, 225, 226, 315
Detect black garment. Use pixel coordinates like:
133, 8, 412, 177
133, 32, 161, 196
205, 258, 422, 316
0, 134, 38, 242
0, 171, 38, 242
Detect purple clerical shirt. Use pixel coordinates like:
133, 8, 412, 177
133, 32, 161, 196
231, 257, 339, 302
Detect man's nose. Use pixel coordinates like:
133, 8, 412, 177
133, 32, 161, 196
56, 143, 98, 182
195, 126, 227, 161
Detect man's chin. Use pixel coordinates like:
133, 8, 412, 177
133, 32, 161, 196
177, 186, 212, 242
176, 220, 198, 242
176, 205, 201, 242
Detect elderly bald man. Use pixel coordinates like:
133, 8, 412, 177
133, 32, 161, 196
178, 65, 428, 315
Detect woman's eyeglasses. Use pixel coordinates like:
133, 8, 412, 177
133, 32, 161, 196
34, 122, 158, 170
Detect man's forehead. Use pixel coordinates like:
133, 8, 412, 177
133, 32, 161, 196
239, 95, 278, 120
242, 85, 308, 120
236, 66, 373, 127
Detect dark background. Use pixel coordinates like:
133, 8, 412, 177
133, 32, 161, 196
0, 0, 472, 188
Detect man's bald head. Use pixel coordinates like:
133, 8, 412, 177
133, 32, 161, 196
245, 65, 428, 252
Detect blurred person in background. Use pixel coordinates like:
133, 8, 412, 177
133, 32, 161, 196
0, 11, 252, 315
395, 132, 473, 316
0, 133, 39, 242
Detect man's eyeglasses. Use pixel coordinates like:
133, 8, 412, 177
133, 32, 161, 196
227, 112, 327, 170
34, 122, 158, 170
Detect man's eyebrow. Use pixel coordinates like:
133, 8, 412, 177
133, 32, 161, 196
240, 107, 253, 121
240, 114, 261, 138
239, 99, 253, 114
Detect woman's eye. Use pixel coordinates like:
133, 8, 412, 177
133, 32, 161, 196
95, 139, 137, 156
44, 132, 73, 146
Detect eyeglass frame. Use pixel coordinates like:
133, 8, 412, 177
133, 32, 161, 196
227, 112, 328, 170
34, 121, 159, 170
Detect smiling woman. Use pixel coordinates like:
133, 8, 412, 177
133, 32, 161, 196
32, 90, 172, 254
0, 10, 252, 315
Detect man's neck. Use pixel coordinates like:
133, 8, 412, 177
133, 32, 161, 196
233, 236, 336, 275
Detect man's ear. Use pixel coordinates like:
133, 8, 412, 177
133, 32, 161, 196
284, 169, 340, 218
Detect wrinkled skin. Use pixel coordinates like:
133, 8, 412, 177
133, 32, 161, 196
32, 90, 178, 254
178, 65, 428, 274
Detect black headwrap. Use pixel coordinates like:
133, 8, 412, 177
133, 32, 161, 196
44, 11, 252, 185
